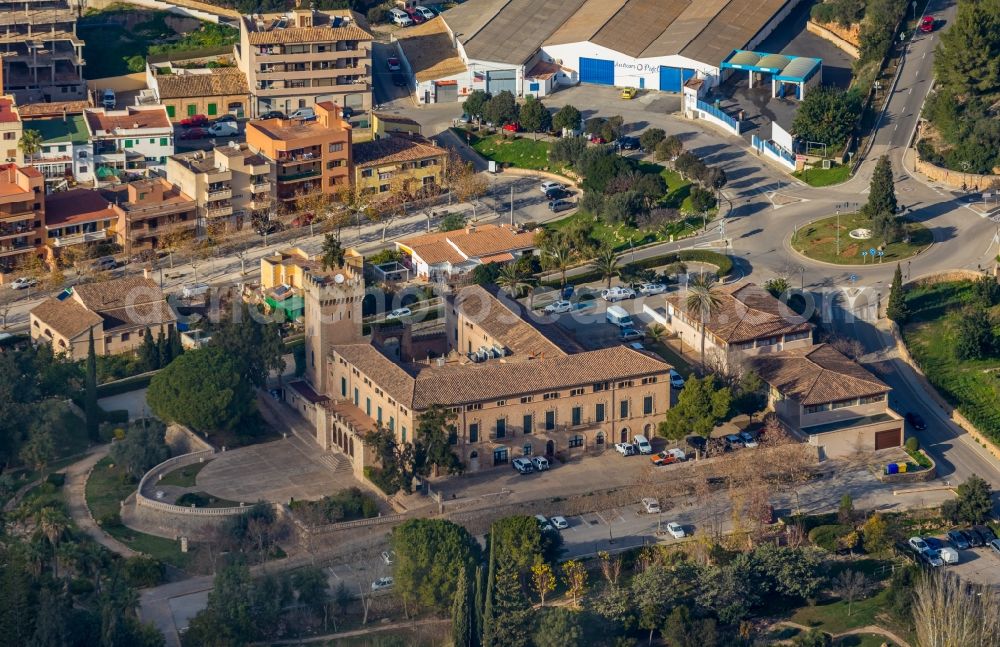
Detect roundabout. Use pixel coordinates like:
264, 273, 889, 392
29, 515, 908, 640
789, 212, 933, 266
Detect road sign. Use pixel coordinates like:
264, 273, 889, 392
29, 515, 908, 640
877, 250, 885, 256
849, 274, 858, 282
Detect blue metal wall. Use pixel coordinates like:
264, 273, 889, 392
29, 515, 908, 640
580, 57, 614, 85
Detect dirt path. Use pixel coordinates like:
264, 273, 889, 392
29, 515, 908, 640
65, 445, 139, 558
777, 621, 912, 647
270, 618, 450, 644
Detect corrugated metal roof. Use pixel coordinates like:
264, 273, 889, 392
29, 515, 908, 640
544, 0, 629, 46
758, 53, 792, 70
680, 0, 787, 64
640, 0, 732, 57
728, 50, 761, 66
776, 56, 821, 81
461, 0, 587, 65
442, 0, 509, 46
590, 0, 689, 59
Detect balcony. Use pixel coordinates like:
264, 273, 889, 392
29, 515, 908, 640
0, 223, 33, 239
0, 238, 32, 256
250, 180, 271, 193
0, 209, 34, 223
206, 186, 232, 200
205, 201, 233, 218
278, 169, 320, 183
52, 229, 106, 248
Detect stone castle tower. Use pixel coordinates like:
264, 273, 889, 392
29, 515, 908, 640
302, 256, 365, 395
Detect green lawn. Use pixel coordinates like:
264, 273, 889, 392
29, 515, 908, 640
791, 212, 932, 264
545, 210, 701, 252
648, 341, 693, 376
463, 131, 565, 173
790, 589, 889, 634
156, 460, 212, 488
835, 634, 900, 647
901, 280, 1000, 442
794, 163, 853, 187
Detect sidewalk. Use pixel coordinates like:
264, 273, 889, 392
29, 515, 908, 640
65, 445, 139, 558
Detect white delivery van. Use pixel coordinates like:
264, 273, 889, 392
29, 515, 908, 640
606, 305, 634, 328
632, 434, 652, 454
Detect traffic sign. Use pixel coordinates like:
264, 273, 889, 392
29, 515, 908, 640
869, 247, 876, 255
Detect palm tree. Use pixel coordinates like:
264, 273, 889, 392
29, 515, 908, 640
646, 323, 668, 346
594, 246, 620, 289
320, 232, 345, 270
541, 236, 574, 287
497, 262, 529, 298
685, 273, 722, 370
19, 129, 42, 163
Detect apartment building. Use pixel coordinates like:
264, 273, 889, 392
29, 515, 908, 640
146, 58, 251, 122
352, 134, 447, 198
0, 0, 86, 104
22, 113, 91, 183
30, 277, 175, 359
43, 188, 116, 258
102, 178, 197, 256
245, 101, 351, 203
0, 163, 44, 279
237, 8, 373, 118
0, 97, 23, 164
167, 143, 271, 233
657, 282, 814, 373
84, 106, 174, 181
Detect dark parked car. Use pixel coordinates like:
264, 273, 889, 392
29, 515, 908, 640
905, 412, 927, 430
974, 525, 997, 544
179, 127, 207, 140
259, 110, 286, 120
392, 72, 408, 87
947, 529, 970, 550
617, 136, 639, 150
545, 187, 572, 200
924, 536, 945, 551
214, 114, 238, 124
964, 527, 984, 547
548, 199, 573, 213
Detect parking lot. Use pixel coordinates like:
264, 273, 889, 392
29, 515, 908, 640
927, 530, 1000, 589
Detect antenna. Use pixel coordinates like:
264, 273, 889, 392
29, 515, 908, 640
334, 273, 345, 284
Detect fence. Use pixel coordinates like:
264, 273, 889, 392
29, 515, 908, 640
753, 135, 797, 171
695, 100, 741, 136
135, 448, 258, 517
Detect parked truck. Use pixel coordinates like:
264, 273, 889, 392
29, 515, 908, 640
606, 305, 634, 328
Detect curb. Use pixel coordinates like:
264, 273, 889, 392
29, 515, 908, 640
784, 218, 935, 270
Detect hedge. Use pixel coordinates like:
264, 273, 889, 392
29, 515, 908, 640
96, 373, 154, 398
538, 250, 733, 288
808, 524, 853, 552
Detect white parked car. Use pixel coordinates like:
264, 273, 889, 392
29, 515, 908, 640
668, 369, 685, 389
531, 456, 550, 471
632, 434, 653, 455
550, 516, 569, 530
615, 442, 636, 456
540, 181, 563, 194
207, 121, 238, 137
381, 550, 396, 565
414, 5, 435, 20
666, 522, 685, 539
534, 514, 553, 531
601, 286, 636, 302
389, 8, 413, 26
739, 431, 759, 448
387, 307, 412, 319
642, 497, 661, 514
544, 300, 572, 314
9, 277, 37, 290
639, 283, 667, 296
371, 576, 394, 591
908, 536, 929, 553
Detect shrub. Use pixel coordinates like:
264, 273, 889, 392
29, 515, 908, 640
123, 555, 165, 587
366, 6, 386, 24
99, 512, 122, 528
69, 578, 95, 595
364, 466, 399, 495
905, 436, 919, 452
176, 492, 209, 508
46, 472, 66, 487
808, 524, 853, 551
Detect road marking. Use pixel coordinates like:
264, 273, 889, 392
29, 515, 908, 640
594, 511, 609, 525
617, 514, 627, 523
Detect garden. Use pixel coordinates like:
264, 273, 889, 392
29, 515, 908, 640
791, 212, 931, 265
899, 278, 1000, 443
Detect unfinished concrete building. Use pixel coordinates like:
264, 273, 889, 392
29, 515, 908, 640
0, 0, 86, 104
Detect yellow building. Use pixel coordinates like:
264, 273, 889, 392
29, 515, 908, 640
371, 112, 421, 140
352, 134, 446, 198
259, 246, 362, 322
147, 62, 250, 122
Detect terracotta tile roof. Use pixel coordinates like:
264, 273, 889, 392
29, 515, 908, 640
353, 135, 445, 167
0, 97, 19, 124
666, 282, 812, 344
245, 16, 372, 45
454, 284, 582, 357
99, 301, 177, 333
396, 16, 466, 83
336, 343, 669, 410
399, 223, 537, 266
16, 101, 88, 118
288, 380, 329, 404
44, 189, 116, 228
84, 107, 171, 135
749, 344, 890, 406
154, 68, 249, 99
72, 277, 166, 311
31, 297, 102, 340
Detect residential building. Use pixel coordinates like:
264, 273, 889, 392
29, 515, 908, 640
84, 106, 174, 182
146, 56, 250, 122
246, 101, 351, 203
657, 282, 814, 373
258, 246, 363, 324
0, 97, 22, 164
30, 276, 176, 358
0, 163, 44, 279
43, 188, 116, 259
395, 223, 538, 281
296, 283, 672, 477
352, 134, 446, 199
371, 113, 422, 139
166, 143, 271, 233
21, 114, 91, 183
0, 0, 86, 104
237, 8, 373, 118
102, 178, 197, 256
749, 344, 903, 457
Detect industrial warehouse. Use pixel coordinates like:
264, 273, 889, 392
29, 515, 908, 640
416, 0, 810, 102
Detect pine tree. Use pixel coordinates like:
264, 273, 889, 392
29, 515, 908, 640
452, 567, 472, 647
85, 327, 99, 442
886, 263, 909, 323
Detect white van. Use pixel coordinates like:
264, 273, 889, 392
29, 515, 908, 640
389, 8, 413, 26
182, 283, 210, 299
606, 305, 634, 328
632, 434, 652, 455
288, 107, 316, 121
101, 89, 116, 110
207, 122, 238, 137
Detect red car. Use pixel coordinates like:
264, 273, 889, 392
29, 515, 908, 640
387, 56, 401, 72
179, 127, 207, 140
180, 114, 209, 127
406, 9, 425, 24
502, 122, 521, 133
919, 15, 935, 33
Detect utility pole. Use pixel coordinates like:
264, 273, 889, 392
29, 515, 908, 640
836, 210, 841, 257
510, 185, 514, 226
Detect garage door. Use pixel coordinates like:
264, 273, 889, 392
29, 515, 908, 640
580, 57, 614, 85
874, 428, 901, 450
486, 70, 517, 94
659, 67, 696, 93
435, 82, 458, 103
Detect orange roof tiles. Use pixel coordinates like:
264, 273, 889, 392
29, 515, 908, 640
44, 189, 116, 228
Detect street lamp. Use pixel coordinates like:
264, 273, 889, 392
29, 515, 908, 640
799, 266, 805, 290
835, 210, 841, 257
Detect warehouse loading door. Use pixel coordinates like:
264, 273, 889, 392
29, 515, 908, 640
580, 57, 614, 85
486, 70, 517, 94
659, 66, 682, 92
435, 81, 458, 103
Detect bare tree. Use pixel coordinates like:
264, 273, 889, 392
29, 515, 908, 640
914, 571, 1000, 647
831, 570, 872, 617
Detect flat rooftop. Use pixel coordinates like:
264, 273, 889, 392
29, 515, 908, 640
248, 116, 347, 142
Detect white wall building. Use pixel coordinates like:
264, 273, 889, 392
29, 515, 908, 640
83, 106, 174, 181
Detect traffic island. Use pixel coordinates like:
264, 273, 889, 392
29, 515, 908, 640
791, 212, 932, 265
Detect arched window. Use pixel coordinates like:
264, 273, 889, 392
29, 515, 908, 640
595, 431, 605, 445
470, 451, 479, 459
569, 434, 584, 448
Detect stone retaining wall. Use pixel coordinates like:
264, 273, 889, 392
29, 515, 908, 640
914, 156, 1000, 192
875, 450, 937, 483
806, 21, 860, 58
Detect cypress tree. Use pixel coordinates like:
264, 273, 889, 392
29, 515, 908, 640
157, 329, 170, 368
85, 327, 99, 442
886, 263, 909, 323
481, 530, 497, 647
168, 326, 183, 360
141, 327, 158, 371
472, 564, 484, 647
863, 155, 899, 243
451, 567, 472, 647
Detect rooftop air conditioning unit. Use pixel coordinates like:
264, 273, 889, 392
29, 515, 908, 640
492, 345, 505, 358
